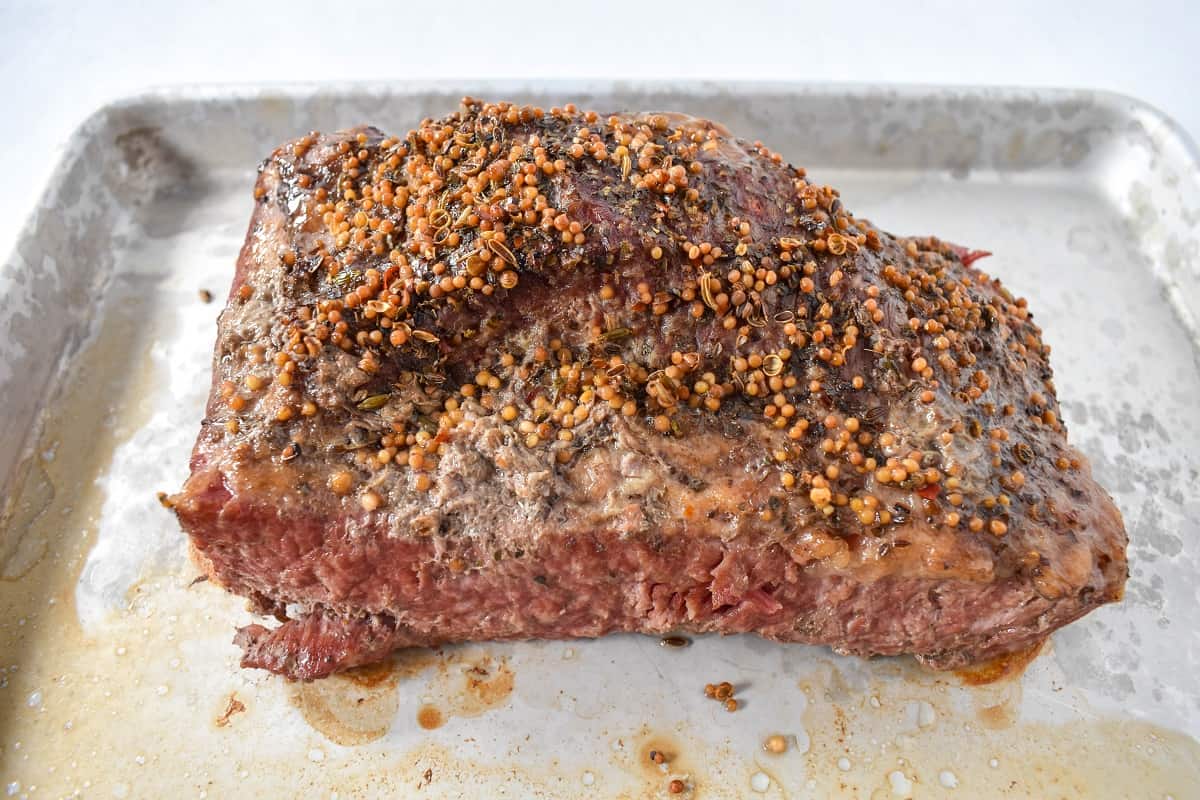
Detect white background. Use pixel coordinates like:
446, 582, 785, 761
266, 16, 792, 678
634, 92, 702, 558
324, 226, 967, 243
0, 0, 1195, 258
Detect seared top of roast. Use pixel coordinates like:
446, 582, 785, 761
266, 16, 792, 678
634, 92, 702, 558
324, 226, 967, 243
184, 98, 1122, 598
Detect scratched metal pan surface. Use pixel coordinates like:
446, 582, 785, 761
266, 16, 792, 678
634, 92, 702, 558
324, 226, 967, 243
1, 82, 1198, 799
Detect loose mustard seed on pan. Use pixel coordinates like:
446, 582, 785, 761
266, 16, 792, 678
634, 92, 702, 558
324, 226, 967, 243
763, 734, 788, 754
703, 681, 740, 711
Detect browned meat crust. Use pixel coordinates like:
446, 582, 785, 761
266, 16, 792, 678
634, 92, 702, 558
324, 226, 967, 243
172, 99, 1126, 680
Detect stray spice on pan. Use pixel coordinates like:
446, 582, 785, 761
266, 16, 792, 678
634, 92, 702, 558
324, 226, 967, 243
704, 681, 740, 712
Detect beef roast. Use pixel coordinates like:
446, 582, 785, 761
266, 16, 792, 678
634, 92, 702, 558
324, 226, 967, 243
171, 98, 1127, 680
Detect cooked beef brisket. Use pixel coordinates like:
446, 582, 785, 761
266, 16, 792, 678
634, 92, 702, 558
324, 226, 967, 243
172, 99, 1126, 680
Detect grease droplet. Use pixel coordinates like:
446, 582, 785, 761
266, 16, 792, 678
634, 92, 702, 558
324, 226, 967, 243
939, 769, 959, 788
581, 771, 594, 786
837, 757, 852, 771
750, 771, 771, 792
889, 770, 914, 796
417, 705, 444, 730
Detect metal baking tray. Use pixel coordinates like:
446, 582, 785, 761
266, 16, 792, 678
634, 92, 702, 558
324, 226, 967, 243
2, 82, 1198, 799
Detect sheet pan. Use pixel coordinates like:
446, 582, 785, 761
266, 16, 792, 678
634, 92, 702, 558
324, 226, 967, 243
1, 82, 1198, 798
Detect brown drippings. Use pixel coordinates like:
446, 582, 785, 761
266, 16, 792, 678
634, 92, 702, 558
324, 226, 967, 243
0, 298, 167, 758
631, 729, 702, 797
0, 457, 55, 580
417, 705, 444, 730
409, 651, 515, 726
0, 305, 159, 588
343, 658, 401, 688
799, 660, 1200, 797
390, 647, 444, 680
456, 655, 515, 716
288, 664, 402, 745
977, 696, 1020, 730
634, 729, 692, 780
215, 693, 246, 728
956, 639, 1045, 686
637, 737, 680, 779
964, 663, 1024, 731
